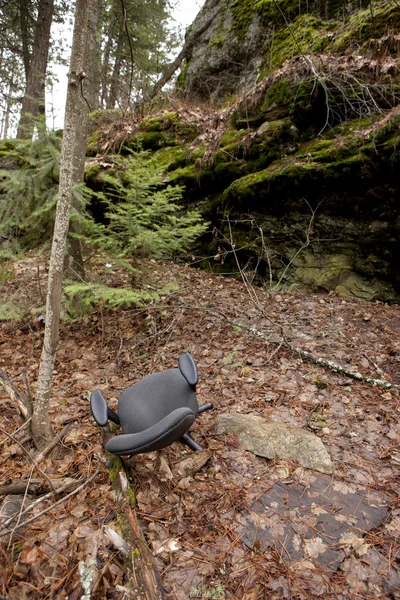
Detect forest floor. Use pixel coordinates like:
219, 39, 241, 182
0, 254, 400, 599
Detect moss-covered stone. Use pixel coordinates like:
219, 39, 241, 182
330, 3, 400, 53
84, 163, 102, 184
141, 131, 169, 150
140, 112, 198, 143
87, 130, 105, 157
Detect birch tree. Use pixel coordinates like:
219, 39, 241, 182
32, 0, 95, 448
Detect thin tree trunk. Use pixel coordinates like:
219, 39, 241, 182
107, 30, 124, 109
19, 0, 31, 80
17, 0, 55, 140
32, 0, 93, 449
147, 12, 217, 102
65, 0, 99, 281
100, 9, 117, 107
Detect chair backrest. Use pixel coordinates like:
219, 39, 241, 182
117, 368, 199, 434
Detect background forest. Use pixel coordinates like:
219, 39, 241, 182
1, 0, 400, 599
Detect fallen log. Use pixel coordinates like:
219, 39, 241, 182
96, 420, 165, 600
104, 456, 165, 600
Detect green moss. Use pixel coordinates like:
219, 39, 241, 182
190, 146, 206, 161
109, 455, 123, 483
209, 0, 229, 48
141, 131, 169, 149
87, 130, 104, 157
177, 60, 190, 88
89, 108, 123, 128
140, 113, 197, 143
84, 163, 102, 183
168, 163, 198, 187
330, 3, 400, 53
154, 145, 189, 170
210, 32, 226, 48
262, 14, 335, 75
219, 129, 248, 148
141, 112, 180, 133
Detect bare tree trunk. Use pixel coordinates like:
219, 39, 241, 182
107, 30, 124, 109
17, 0, 55, 140
100, 8, 117, 107
147, 12, 217, 102
65, 0, 100, 281
19, 0, 31, 80
32, 0, 93, 449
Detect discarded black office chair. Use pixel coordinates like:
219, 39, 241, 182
90, 353, 213, 456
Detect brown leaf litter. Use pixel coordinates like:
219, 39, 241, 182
0, 255, 399, 598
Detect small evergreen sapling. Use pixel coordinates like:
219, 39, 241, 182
64, 152, 208, 315
91, 152, 207, 260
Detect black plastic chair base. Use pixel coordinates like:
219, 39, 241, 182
198, 402, 213, 414
180, 433, 204, 451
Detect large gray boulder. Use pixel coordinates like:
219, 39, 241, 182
216, 413, 333, 473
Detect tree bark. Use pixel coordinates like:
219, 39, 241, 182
19, 0, 31, 80
100, 7, 117, 107
107, 30, 124, 109
147, 13, 217, 102
65, 0, 100, 281
32, 0, 93, 449
17, 0, 55, 140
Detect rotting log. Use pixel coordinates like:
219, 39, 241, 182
103, 449, 165, 599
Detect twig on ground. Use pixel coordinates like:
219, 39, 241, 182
0, 369, 30, 418
21, 370, 33, 418
34, 423, 74, 463
248, 324, 398, 390
0, 426, 56, 493
0, 477, 79, 497
0, 470, 99, 537
0, 418, 31, 448
177, 303, 398, 389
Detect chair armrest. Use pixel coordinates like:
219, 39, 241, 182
106, 407, 196, 456
178, 353, 198, 387
90, 389, 120, 427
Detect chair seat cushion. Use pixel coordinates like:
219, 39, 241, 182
105, 407, 196, 456
118, 368, 198, 434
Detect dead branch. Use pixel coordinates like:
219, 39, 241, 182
0, 470, 98, 537
239, 321, 398, 389
177, 304, 399, 390
34, 423, 74, 463
0, 476, 80, 497
0, 478, 82, 531
0, 426, 56, 493
0, 419, 31, 448
0, 369, 31, 419
147, 8, 215, 102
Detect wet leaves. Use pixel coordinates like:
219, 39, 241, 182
0, 256, 399, 597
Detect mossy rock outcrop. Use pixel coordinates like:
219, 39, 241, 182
181, 0, 400, 103
82, 0, 400, 302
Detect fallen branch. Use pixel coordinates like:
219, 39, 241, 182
0, 478, 82, 530
0, 369, 31, 418
245, 322, 398, 389
0, 476, 80, 498
0, 471, 98, 537
179, 304, 399, 390
0, 426, 56, 493
103, 449, 165, 599
34, 423, 74, 463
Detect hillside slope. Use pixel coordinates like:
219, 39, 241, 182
86, 0, 400, 302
